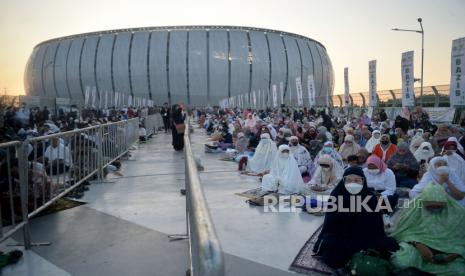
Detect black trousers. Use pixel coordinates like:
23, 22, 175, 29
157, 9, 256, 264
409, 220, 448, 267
162, 117, 170, 131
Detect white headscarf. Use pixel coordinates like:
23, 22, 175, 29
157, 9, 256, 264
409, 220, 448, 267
309, 154, 340, 189
338, 135, 360, 160
268, 145, 305, 194
443, 137, 465, 156
365, 130, 381, 153
443, 150, 465, 184
427, 156, 449, 184
246, 133, 277, 174
414, 142, 434, 163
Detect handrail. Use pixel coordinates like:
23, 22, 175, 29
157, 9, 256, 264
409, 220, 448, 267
183, 120, 224, 276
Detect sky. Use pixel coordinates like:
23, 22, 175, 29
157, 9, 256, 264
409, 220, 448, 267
0, 0, 464, 96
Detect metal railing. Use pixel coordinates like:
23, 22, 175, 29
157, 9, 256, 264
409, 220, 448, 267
184, 120, 224, 276
0, 118, 140, 247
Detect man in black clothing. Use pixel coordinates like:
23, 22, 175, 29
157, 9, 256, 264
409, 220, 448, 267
160, 102, 170, 133
42, 106, 50, 122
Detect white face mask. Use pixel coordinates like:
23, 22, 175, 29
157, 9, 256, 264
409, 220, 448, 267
368, 169, 380, 175
322, 167, 331, 172
280, 152, 289, 159
261, 138, 269, 144
436, 166, 449, 176
345, 183, 364, 194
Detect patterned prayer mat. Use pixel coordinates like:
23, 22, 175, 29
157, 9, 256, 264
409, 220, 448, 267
289, 225, 334, 275
235, 188, 264, 199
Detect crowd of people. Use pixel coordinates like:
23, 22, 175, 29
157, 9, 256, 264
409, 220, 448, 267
196, 105, 465, 275
0, 103, 159, 223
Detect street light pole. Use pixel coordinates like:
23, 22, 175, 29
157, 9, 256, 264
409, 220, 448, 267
392, 18, 424, 106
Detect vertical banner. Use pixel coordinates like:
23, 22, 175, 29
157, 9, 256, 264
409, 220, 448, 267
128, 95, 133, 107
296, 77, 303, 106
450, 37, 465, 106
84, 86, 90, 108
307, 75, 316, 107
114, 92, 119, 107
369, 60, 378, 107
344, 67, 350, 106
272, 84, 278, 107
279, 81, 284, 105
105, 91, 108, 109
91, 86, 97, 108
252, 91, 256, 108
289, 85, 292, 106
401, 51, 415, 107
258, 90, 261, 108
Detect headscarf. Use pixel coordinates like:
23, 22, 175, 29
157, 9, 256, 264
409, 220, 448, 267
338, 135, 361, 160
426, 156, 448, 184
442, 141, 465, 183
308, 140, 322, 160
410, 129, 425, 152
235, 132, 249, 153
387, 142, 419, 171
391, 183, 465, 257
380, 134, 391, 150
366, 154, 387, 173
413, 142, 434, 163
365, 130, 381, 153
314, 167, 395, 255
268, 145, 305, 194
246, 133, 277, 174
309, 154, 340, 189
443, 137, 465, 156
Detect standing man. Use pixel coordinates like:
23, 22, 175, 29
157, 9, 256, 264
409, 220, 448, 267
161, 102, 170, 133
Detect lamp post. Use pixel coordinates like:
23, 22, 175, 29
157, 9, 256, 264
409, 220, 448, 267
392, 18, 424, 106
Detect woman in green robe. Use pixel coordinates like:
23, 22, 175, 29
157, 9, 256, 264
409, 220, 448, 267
390, 182, 465, 275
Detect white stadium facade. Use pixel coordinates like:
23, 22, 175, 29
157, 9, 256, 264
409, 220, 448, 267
24, 26, 334, 107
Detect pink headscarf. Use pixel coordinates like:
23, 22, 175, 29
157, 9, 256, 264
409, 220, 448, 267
366, 154, 387, 172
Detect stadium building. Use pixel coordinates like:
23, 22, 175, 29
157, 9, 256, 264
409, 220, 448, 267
24, 26, 334, 107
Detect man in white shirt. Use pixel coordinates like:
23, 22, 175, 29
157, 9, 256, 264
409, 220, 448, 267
44, 137, 72, 174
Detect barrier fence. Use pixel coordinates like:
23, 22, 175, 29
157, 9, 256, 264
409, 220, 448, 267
184, 120, 224, 276
0, 117, 142, 247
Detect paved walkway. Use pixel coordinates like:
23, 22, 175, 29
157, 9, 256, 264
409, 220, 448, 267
2, 127, 323, 276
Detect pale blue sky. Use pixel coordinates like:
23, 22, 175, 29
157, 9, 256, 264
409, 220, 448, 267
0, 0, 464, 95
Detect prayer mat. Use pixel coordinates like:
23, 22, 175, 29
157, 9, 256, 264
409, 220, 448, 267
36, 198, 86, 217
289, 225, 334, 275
240, 171, 262, 176
235, 188, 264, 199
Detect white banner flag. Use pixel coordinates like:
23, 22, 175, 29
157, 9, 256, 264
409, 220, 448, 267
289, 85, 292, 106
296, 77, 303, 106
128, 95, 133, 107
450, 37, 465, 106
307, 75, 316, 107
279, 81, 284, 106
84, 86, 90, 108
105, 91, 108, 109
91, 86, 97, 108
344, 67, 350, 106
251, 91, 255, 108
114, 92, 119, 107
369, 60, 378, 107
401, 51, 415, 107
272, 84, 278, 107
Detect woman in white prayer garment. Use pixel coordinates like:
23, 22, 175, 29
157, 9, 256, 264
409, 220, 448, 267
246, 133, 277, 174
308, 154, 340, 192
260, 145, 305, 194
410, 156, 465, 208
365, 130, 381, 153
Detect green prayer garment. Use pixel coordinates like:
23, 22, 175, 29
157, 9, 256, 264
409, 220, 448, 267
390, 182, 465, 275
